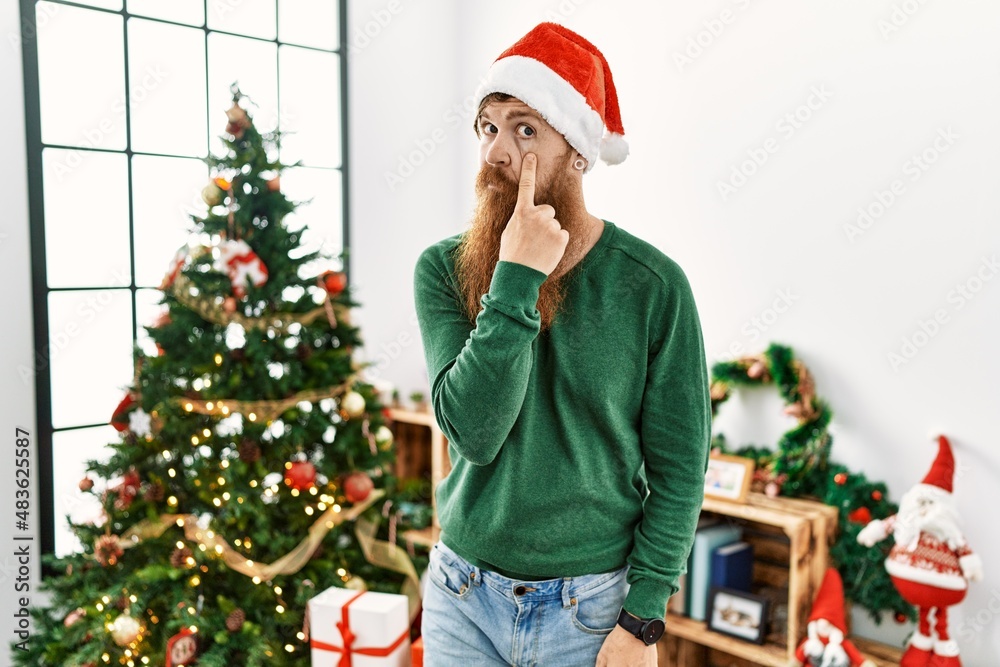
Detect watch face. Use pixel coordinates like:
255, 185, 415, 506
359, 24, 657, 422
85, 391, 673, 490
642, 619, 665, 644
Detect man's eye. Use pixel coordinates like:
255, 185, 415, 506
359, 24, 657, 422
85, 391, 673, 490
517, 124, 535, 138
482, 123, 497, 134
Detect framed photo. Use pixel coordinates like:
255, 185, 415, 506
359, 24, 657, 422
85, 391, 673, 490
707, 587, 770, 644
704, 454, 754, 503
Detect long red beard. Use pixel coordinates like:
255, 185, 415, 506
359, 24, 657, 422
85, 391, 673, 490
453, 159, 588, 333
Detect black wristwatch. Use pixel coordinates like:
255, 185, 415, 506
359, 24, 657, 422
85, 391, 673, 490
616, 609, 665, 645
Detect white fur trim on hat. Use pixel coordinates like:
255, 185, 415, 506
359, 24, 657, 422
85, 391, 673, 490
600, 132, 629, 164
475, 55, 605, 173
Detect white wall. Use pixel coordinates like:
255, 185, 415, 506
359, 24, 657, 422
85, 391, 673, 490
1, 2, 39, 666
350, 1, 1000, 664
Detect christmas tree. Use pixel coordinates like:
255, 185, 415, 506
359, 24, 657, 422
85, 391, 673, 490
14, 85, 430, 667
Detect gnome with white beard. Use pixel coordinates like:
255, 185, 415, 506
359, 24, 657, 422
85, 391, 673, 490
789, 567, 875, 667
857, 435, 983, 667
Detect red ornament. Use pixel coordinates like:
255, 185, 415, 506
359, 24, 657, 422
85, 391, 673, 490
848, 506, 872, 524
284, 461, 316, 491
834, 472, 847, 485
267, 176, 280, 192
321, 271, 347, 296
895, 612, 907, 624
871, 489, 883, 501
343, 471, 374, 503
79, 477, 94, 492
110, 393, 136, 432
223, 297, 237, 314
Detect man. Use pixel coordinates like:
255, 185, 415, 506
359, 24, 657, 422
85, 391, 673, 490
413, 22, 710, 666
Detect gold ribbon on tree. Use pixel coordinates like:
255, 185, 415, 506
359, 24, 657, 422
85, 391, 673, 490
167, 272, 349, 334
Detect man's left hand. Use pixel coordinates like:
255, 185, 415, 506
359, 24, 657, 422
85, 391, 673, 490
595, 624, 657, 667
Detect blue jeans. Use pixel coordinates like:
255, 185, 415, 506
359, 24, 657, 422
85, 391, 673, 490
420, 539, 631, 667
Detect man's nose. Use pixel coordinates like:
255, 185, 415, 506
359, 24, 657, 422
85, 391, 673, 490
485, 133, 514, 167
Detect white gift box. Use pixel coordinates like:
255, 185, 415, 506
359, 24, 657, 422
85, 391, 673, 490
309, 586, 411, 667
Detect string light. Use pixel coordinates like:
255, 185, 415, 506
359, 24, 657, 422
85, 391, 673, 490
206, 402, 214, 410
168, 468, 176, 478
214, 353, 223, 365
202, 428, 212, 437
191, 436, 200, 445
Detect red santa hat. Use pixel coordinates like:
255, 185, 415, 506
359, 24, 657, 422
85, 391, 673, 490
809, 568, 847, 635
920, 435, 955, 493
474, 22, 628, 173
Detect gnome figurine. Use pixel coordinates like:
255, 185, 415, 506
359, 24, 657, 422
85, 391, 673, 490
857, 435, 983, 667
789, 567, 875, 667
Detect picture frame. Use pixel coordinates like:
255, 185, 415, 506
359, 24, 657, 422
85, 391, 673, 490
704, 453, 755, 503
707, 587, 770, 645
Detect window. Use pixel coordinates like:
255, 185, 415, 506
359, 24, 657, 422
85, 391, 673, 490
19, 0, 349, 557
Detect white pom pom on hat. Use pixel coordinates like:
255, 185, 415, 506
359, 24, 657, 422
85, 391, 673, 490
474, 22, 629, 174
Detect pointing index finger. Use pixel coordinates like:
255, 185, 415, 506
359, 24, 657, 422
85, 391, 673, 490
517, 153, 536, 208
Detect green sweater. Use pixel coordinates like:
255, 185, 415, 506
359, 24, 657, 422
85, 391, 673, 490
412, 219, 710, 620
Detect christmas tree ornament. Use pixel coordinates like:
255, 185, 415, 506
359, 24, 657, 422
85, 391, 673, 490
223, 296, 237, 314
321, 270, 347, 296
871, 490, 883, 501
238, 439, 261, 463
63, 607, 86, 628
847, 506, 872, 524
266, 175, 280, 192
790, 568, 875, 667
201, 182, 224, 206
225, 101, 252, 138
341, 390, 366, 418
284, 460, 316, 491
834, 472, 848, 485
375, 425, 394, 451
170, 545, 193, 569
344, 471, 374, 503
94, 534, 124, 566
225, 608, 246, 632
344, 575, 367, 591
857, 436, 983, 667
166, 626, 198, 667
144, 481, 165, 503
110, 392, 137, 432
160, 247, 188, 290
216, 239, 269, 298
79, 476, 93, 492
109, 612, 142, 646
128, 408, 152, 438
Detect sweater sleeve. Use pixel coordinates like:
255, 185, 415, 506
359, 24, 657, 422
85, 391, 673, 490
413, 249, 548, 466
623, 266, 711, 620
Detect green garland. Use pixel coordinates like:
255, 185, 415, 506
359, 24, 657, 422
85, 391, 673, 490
711, 343, 913, 625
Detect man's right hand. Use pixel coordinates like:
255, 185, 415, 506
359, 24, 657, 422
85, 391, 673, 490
498, 153, 569, 277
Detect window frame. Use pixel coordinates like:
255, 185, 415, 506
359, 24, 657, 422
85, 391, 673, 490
18, 0, 351, 559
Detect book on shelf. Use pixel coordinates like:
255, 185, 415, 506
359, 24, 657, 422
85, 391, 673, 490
688, 523, 743, 622
710, 541, 753, 593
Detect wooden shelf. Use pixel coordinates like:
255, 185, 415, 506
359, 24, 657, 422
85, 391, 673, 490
387, 407, 435, 427
386, 407, 450, 532
402, 525, 440, 549
661, 613, 902, 667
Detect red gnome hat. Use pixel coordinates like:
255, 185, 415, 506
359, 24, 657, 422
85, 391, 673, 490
474, 22, 628, 173
921, 435, 955, 493
809, 567, 847, 634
